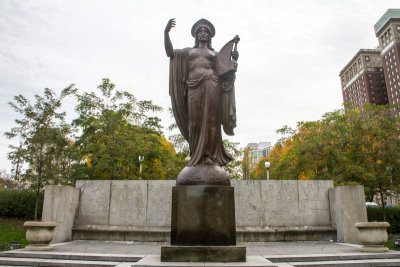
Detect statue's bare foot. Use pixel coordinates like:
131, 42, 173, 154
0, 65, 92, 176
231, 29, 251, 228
204, 157, 214, 165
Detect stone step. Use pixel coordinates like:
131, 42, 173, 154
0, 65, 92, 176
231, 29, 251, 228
236, 227, 337, 242
0, 256, 136, 266
0, 250, 142, 262
266, 252, 400, 262
72, 227, 337, 242
72, 227, 171, 242
286, 258, 400, 266
2, 254, 400, 267
2, 250, 400, 267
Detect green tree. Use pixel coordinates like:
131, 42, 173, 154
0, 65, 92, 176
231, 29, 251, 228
222, 140, 243, 179
5, 85, 76, 220
269, 104, 400, 221
241, 147, 255, 180
72, 78, 184, 180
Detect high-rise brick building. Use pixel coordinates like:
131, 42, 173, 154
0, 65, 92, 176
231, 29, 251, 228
374, 9, 400, 116
339, 49, 387, 108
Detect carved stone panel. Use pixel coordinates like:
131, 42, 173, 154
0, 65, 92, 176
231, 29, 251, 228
75, 180, 111, 226
147, 180, 176, 227
298, 180, 334, 226
261, 180, 299, 227
109, 180, 147, 227
231, 180, 262, 228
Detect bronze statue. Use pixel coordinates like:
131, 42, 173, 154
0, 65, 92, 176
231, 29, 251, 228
165, 18, 239, 185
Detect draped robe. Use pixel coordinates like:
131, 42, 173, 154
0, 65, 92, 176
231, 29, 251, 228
169, 39, 237, 166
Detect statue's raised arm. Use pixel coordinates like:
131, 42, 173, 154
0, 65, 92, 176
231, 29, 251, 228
164, 18, 175, 58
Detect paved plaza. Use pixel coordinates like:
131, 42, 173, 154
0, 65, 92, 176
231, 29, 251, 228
50, 240, 363, 255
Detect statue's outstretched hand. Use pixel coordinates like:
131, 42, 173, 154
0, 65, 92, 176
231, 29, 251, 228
232, 51, 239, 61
165, 18, 176, 33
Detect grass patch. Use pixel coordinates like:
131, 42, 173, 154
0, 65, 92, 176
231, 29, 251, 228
385, 234, 400, 251
0, 217, 27, 251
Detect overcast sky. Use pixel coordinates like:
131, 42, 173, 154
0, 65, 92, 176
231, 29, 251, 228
0, 0, 398, 172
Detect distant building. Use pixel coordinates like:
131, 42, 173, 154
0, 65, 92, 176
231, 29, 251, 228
339, 9, 400, 112
246, 142, 271, 164
339, 49, 388, 108
374, 9, 400, 116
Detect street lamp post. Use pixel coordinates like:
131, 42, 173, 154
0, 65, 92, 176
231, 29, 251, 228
138, 156, 144, 179
265, 160, 270, 180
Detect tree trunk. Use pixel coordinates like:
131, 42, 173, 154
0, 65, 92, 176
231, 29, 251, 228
34, 181, 40, 221
380, 190, 387, 222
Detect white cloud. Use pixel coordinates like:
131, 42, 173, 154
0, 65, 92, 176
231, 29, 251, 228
0, 0, 398, 172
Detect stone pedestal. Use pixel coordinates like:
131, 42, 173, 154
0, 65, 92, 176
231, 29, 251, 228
355, 222, 390, 252
162, 185, 245, 262
24, 221, 57, 251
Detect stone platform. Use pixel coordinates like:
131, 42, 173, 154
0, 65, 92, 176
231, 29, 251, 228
1, 241, 400, 266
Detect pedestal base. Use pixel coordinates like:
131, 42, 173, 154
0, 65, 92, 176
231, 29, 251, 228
161, 245, 246, 262
171, 185, 236, 246
177, 165, 230, 185
163, 185, 245, 262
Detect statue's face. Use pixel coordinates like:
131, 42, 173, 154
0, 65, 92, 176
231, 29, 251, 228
196, 26, 211, 43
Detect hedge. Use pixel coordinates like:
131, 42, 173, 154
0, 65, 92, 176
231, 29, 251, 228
367, 206, 400, 234
0, 189, 43, 220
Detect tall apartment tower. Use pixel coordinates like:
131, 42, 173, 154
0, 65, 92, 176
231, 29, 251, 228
339, 49, 387, 108
374, 9, 400, 116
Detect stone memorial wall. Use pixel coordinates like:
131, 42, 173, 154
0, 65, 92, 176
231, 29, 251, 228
75, 180, 175, 229
74, 180, 333, 229
44, 180, 366, 242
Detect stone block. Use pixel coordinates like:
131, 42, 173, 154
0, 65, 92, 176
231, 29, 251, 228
329, 185, 368, 244
171, 185, 236, 246
297, 180, 333, 226
147, 180, 175, 227
42, 185, 80, 243
231, 180, 263, 228
161, 246, 246, 262
75, 180, 111, 226
109, 180, 147, 227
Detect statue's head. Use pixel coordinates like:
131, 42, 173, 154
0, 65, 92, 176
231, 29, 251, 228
192, 19, 215, 50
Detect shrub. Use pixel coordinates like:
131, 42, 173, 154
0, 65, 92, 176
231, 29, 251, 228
0, 189, 43, 220
367, 206, 400, 234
